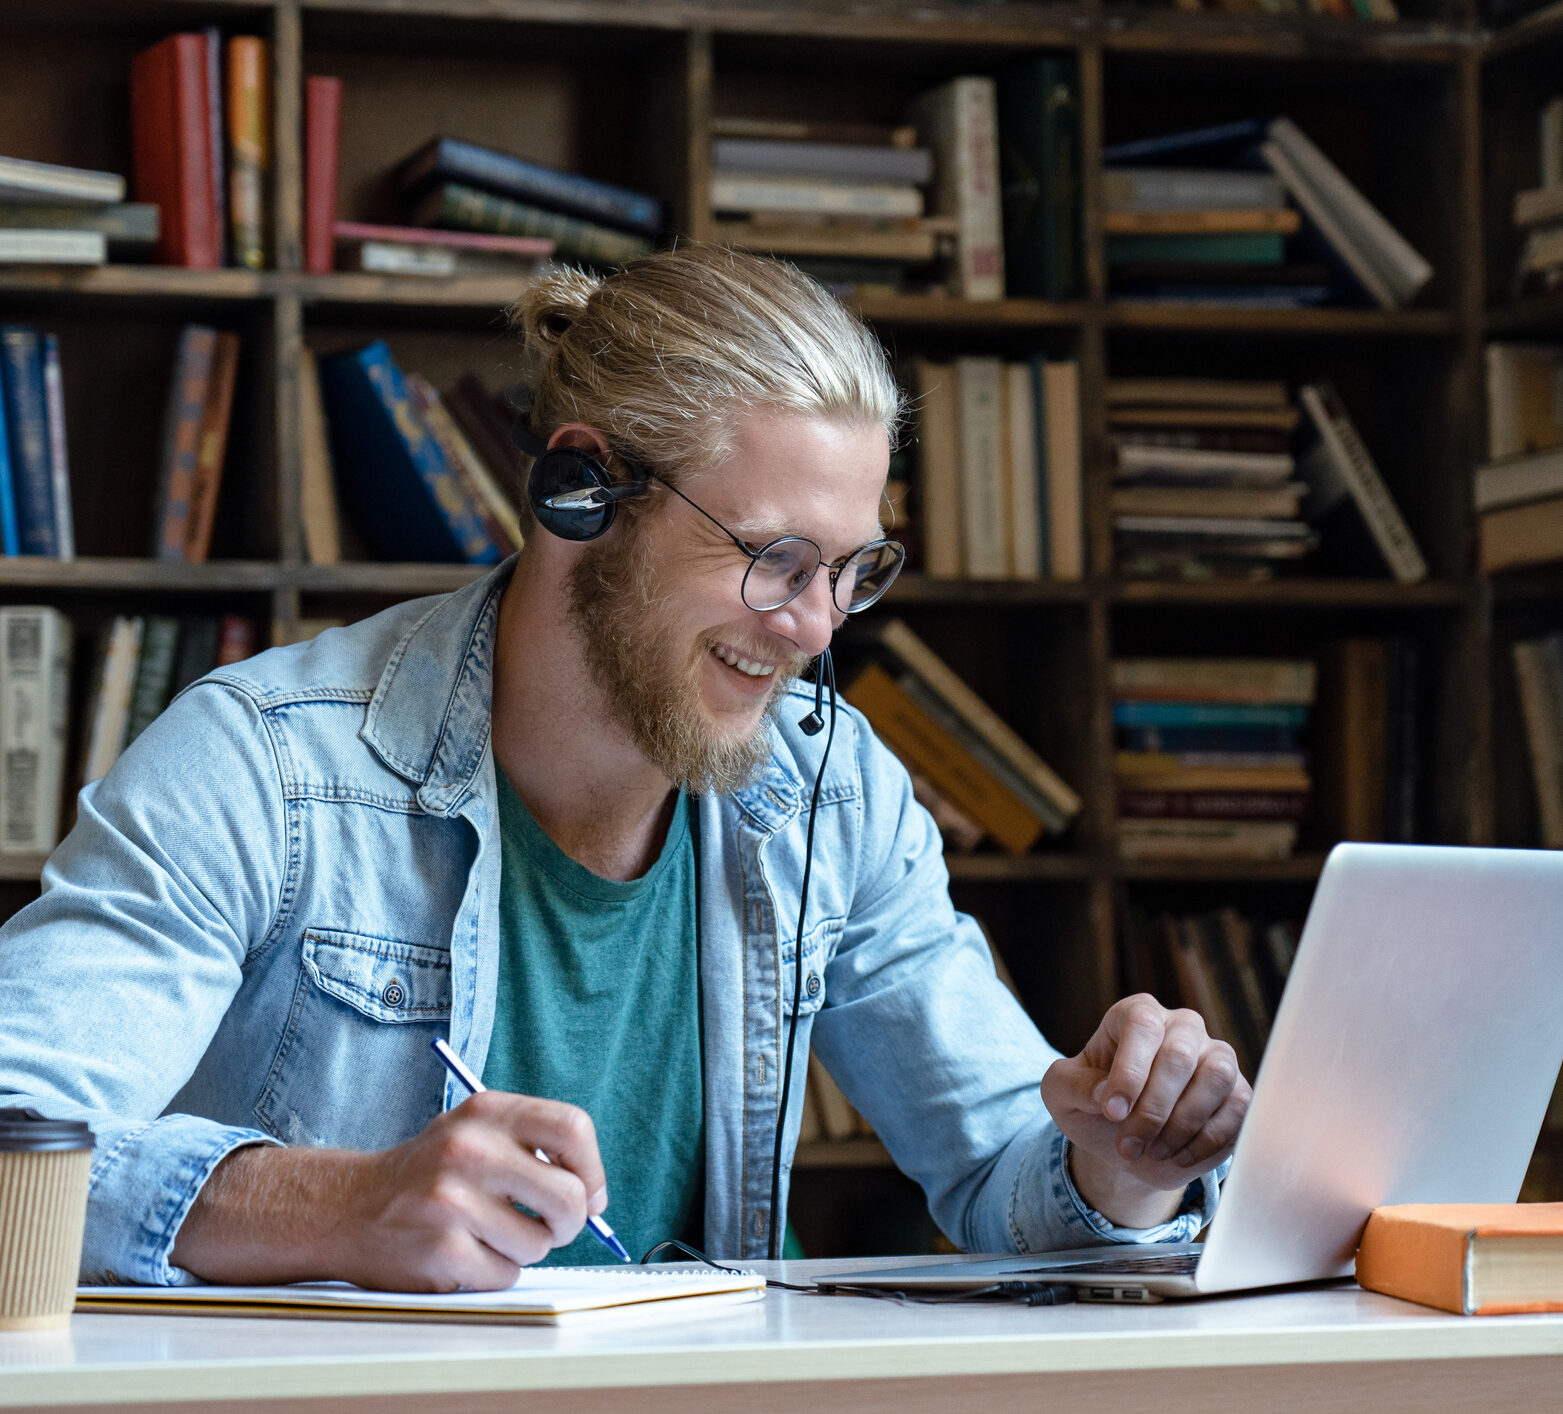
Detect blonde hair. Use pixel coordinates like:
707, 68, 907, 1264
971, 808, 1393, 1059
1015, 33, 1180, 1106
508, 244, 904, 513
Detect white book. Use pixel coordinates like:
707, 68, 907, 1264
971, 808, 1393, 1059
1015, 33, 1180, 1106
1041, 360, 1083, 581
708, 175, 922, 218
1101, 167, 1285, 213
913, 358, 962, 579
1006, 362, 1041, 579
351, 240, 549, 279
0, 155, 124, 205
1266, 117, 1432, 305
909, 76, 1004, 299
1298, 382, 1428, 584
954, 356, 1007, 578
1116, 444, 1296, 481
1474, 446, 1563, 513
81, 616, 143, 786
41, 334, 74, 560
298, 349, 342, 565
0, 607, 72, 855
1259, 140, 1398, 310
0, 229, 106, 264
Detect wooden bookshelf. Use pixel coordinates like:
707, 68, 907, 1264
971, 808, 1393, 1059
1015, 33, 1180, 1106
6, 0, 1562, 1220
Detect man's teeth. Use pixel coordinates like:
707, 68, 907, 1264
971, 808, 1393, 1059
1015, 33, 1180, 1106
713, 644, 774, 677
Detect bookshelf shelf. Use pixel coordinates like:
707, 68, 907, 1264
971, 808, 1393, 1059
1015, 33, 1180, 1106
1483, 2, 1563, 62
1102, 305, 1460, 337
1110, 579, 1475, 609
793, 1137, 893, 1170
0, 268, 273, 303
852, 296, 1089, 332
885, 575, 1091, 608
1098, 9, 1469, 63
0, 558, 285, 593
286, 562, 488, 595
1484, 292, 1563, 335
946, 854, 1093, 883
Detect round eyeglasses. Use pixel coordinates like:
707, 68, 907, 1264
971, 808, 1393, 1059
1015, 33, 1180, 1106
651, 472, 907, 614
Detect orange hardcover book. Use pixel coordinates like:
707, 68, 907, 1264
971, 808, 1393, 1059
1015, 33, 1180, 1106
225, 37, 270, 269
1356, 1203, 1563, 1315
184, 331, 240, 562
848, 661, 1045, 855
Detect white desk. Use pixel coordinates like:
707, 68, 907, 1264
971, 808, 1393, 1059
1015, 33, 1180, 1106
4, 1259, 1562, 1413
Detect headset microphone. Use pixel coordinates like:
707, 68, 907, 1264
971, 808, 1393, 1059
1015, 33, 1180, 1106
799, 651, 829, 736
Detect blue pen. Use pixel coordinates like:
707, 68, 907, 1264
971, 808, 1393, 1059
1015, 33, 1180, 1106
430, 1037, 631, 1263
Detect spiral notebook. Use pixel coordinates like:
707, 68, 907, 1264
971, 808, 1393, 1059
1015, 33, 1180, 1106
77, 1265, 766, 1325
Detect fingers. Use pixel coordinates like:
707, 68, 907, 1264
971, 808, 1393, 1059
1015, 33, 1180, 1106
1096, 994, 1175, 1124
1162, 1077, 1251, 1170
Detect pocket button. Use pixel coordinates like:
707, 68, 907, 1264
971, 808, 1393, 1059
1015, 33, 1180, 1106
806, 974, 821, 998
382, 981, 405, 1009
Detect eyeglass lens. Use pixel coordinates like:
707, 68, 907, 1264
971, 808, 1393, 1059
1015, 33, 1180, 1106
742, 539, 904, 614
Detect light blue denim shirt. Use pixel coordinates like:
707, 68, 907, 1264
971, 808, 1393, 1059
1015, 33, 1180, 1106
0, 562, 1219, 1284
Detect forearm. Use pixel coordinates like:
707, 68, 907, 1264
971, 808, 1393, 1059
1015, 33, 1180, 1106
1067, 1141, 1184, 1230
171, 1144, 365, 1284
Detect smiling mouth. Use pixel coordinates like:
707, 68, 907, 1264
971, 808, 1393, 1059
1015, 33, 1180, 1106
710, 642, 776, 678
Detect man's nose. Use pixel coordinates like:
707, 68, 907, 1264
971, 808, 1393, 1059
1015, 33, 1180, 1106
774, 566, 841, 660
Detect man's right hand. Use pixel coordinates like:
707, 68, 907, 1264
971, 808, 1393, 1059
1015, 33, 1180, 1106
171, 1091, 609, 1291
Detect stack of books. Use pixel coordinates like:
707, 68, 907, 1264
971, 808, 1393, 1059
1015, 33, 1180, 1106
129, 30, 272, 268
1513, 631, 1563, 849
1102, 117, 1432, 309
708, 117, 948, 297
1113, 656, 1317, 860
847, 618, 1081, 855
397, 136, 662, 269
1121, 901, 1302, 1083
149, 325, 240, 563
0, 325, 74, 559
1476, 342, 1563, 574
0, 157, 157, 267
912, 356, 1083, 581
314, 342, 525, 565
80, 613, 261, 792
1509, 96, 1563, 294
1109, 378, 1311, 580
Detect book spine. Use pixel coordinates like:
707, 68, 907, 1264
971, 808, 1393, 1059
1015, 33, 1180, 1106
304, 76, 343, 274
416, 183, 653, 267
709, 175, 922, 218
848, 662, 1045, 854
357, 345, 500, 564
955, 77, 1004, 299
41, 335, 73, 561
152, 326, 218, 562
184, 331, 240, 562
912, 359, 963, 579
1112, 657, 1316, 703
297, 349, 342, 565
225, 37, 270, 270
1516, 638, 1563, 848
1102, 209, 1300, 235
204, 27, 228, 266
1114, 700, 1309, 728
446, 375, 527, 509
215, 614, 260, 667
169, 616, 220, 698
1101, 168, 1284, 211
1042, 361, 1083, 580
418, 136, 663, 236
1118, 789, 1309, 820
711, 139, 933, 185
1354, 1210, 1474, 1316
405, 376, 520, 555
1006, 362, 1041, 580
1030, 356, 1051, 577
81, 616, 144, 787
0, 328, 57, 557
954, 357, 1007, 578
1300, 383, 1427, 584
0, 606, 71, 855
130, 33, 220, 269
122, 615, 181, 749
1105, 232, 1286, 264
0, 203, 161, 243
0, 361, 18, 555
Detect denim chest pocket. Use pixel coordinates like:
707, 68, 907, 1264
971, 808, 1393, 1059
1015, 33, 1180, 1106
781, 917, 840, 1018
255, 929, 452, 1150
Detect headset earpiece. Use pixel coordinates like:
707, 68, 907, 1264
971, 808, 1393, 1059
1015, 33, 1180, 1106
511, 415, 649, 543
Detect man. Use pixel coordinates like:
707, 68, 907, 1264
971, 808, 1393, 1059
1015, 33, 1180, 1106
0, 247, 1247, 1289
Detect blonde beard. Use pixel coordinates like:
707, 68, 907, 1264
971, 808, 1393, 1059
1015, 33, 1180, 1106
566, 525, 807, 795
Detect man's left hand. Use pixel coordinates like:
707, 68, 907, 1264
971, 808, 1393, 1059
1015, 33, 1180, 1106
1040, 995, 1251, 1226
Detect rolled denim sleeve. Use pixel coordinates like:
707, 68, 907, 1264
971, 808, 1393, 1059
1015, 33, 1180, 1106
0, 681, 287, 1284
811, 712, 1226, 1256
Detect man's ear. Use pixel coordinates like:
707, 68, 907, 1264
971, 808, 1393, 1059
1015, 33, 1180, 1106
547, 423, 612, 459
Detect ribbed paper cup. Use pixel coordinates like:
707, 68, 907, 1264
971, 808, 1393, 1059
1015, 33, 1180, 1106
0, 1111, 93, 1331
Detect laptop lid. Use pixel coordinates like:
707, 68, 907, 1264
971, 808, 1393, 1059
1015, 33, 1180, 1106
1193, 843, 1563, 1293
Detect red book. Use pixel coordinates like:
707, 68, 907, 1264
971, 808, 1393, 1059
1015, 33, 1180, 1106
304, 76, 343, 274
130, 33, 220, 269
216, 614, 261, 667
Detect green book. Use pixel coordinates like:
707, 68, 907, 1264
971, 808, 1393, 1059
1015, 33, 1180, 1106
410, 181, 654, 268
123, 616, 181, 749
996, 55, 1081, 300
1106, 232, 1286, 265
0, 202, 159, 250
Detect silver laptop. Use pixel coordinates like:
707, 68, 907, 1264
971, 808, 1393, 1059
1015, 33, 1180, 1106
823, 844, 1563, 1301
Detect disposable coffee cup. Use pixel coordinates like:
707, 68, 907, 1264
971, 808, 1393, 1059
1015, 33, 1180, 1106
0, 1108, 93, 1331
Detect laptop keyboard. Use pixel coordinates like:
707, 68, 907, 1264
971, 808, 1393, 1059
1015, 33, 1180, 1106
1018, 1250, 1202, 1277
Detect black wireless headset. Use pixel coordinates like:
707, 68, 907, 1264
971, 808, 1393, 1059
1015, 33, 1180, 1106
512, 399, 838, 1260
509, 417, 651, 542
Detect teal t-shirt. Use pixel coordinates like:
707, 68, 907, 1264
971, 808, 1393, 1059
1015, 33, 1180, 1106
482, 773, 704, 1266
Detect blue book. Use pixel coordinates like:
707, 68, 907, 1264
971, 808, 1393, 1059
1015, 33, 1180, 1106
316, 341, 501, 566
1113, 701, 1309, 729
1102, 119, 1269, 167
1120, 724, 1301, 754
398, 136, 664, 237
0, 326, 57, 556
0, 356, 18, 555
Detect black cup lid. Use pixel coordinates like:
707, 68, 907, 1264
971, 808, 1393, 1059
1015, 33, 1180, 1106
0, 1107, 94, 1153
